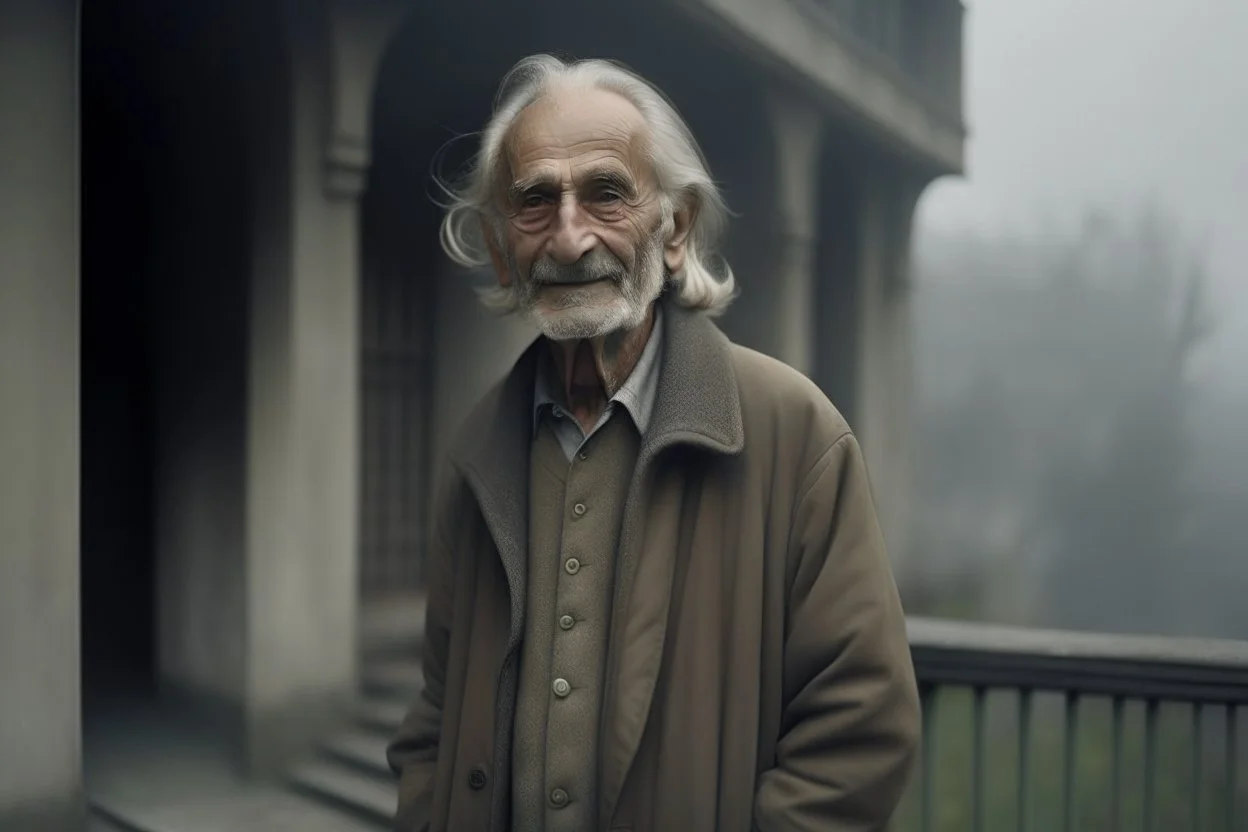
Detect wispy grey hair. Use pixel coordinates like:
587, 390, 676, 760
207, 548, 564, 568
438, 54, 736, 317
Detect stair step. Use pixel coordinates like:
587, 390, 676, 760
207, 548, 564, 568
321, 730, 392, 778
362, 660, 424, 698
290, 760, 396, 827
357, 695, 409, 735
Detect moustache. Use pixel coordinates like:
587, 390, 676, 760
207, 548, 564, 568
527, 248, 626, 287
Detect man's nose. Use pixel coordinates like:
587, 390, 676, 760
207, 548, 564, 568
546, 195, 597, 265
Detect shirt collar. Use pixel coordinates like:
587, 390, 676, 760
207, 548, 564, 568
532, 304, 664, 436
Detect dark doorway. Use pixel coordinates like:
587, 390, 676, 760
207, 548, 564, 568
80, 0, 257, 708
80, 0, 163, 703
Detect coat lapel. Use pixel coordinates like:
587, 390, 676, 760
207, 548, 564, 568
448, 340, 543, 651
599, 298, 746, 829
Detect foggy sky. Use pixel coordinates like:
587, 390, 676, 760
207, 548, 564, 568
918, 0, 1247, 393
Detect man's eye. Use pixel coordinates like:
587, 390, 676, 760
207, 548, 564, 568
595, 190, 621, 204
522, 194, 549, 209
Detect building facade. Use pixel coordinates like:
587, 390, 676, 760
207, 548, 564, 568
0, 0, 963, 827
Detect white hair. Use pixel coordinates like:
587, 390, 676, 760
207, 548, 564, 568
438, 54, 736, 317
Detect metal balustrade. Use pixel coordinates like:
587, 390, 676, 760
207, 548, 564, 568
905, 617, 1248, 831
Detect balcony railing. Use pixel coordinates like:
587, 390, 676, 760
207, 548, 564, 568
904, 617, 1248, 831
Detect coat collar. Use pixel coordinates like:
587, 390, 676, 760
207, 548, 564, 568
452, 292, 744, 475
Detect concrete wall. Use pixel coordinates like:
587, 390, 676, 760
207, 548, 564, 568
0, 0, 84, 827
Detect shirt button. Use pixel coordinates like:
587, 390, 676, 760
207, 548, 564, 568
552, 677, 571, 697
564, 558, 581, 575
550, 788, 569, 808
558, 614, 575, 630
573, 502, 587, 517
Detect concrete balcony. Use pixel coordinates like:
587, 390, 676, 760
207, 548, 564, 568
676, 0, 965, 175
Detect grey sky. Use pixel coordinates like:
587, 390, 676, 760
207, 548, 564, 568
918, 0, 1247, 387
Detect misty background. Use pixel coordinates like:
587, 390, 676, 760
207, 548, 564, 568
904, 0, 1247, 638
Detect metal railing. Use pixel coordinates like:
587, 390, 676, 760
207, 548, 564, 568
905, 617, 1248, 831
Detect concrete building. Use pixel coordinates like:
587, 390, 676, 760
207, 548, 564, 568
0, 0, 963, 827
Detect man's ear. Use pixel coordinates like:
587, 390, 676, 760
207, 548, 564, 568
482, 218, 510, 285
664, 197, 696, 274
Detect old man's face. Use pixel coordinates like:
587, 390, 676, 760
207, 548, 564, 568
488, 85, 683, 341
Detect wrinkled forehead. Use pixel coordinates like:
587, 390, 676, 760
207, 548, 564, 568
503, 85, 655, 192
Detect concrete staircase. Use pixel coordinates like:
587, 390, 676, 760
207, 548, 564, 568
289, 597, 426, 828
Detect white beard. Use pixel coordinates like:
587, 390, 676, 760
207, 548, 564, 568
512, 230, 667, 341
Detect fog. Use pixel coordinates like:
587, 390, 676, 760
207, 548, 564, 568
922, 0, 1247, 367
907, 0, 1248, 638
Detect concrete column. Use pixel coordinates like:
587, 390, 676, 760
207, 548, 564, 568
236, 0, 408, 773
237, 9, 357, 775
757, 92, 824, 374
0, 1, 84, 827
853, 176, 923, 568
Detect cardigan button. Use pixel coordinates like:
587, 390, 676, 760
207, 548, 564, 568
468, 766, 488, 790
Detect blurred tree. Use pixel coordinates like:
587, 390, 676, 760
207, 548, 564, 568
1033, 212, 1213, 633
910, 207, 1220, 635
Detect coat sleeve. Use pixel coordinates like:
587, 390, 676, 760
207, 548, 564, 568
386, 476, 457, 832
754, 432, 921, 832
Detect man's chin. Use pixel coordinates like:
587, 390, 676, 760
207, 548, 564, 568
530, 300, 636, 341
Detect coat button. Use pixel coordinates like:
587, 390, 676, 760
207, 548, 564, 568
572, 502, 587, 517
558, 614, 575, 630
564, 557, 581, 575
550, 787, 569, 808
468, 765, 488, 790
552, 677, 571, 697
577, 450, 588, 461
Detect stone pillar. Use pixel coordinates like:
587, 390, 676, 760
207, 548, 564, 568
852, 175, 924, 569
235, 0, 406, 773
0, 1, 84, 827
242, 64, 362, 776
761, 92, 825, 375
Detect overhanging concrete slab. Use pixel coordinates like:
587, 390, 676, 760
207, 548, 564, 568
675, 0, 966, 175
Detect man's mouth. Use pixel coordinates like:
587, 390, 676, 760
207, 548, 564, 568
534, 276, 613, 288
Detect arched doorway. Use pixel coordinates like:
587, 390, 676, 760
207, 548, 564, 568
79, 0, 285, 793
357, 0, 779, 600
81, 0, 257, 709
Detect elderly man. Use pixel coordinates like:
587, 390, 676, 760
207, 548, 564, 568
387, 54, 920, 832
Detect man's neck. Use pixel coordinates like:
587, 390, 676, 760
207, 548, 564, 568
549, 306, 655, 433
